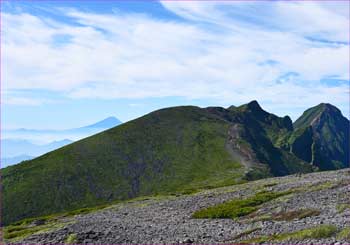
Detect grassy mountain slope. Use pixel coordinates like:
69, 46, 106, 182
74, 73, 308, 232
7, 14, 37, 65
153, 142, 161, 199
1, 102, 332, 225
3, 106, 245, 225
294, 104, 326, 130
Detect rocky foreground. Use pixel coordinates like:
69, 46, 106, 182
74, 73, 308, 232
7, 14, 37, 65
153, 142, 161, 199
6, 169, 350, 244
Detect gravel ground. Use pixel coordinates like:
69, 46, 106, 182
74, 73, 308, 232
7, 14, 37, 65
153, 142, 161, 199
13, 169, 350, 244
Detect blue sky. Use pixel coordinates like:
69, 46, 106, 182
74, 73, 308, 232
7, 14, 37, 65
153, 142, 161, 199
2, 0, 349, 129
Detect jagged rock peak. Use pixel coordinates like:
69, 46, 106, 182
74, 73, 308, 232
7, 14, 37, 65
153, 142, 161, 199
246, 100, 263, 111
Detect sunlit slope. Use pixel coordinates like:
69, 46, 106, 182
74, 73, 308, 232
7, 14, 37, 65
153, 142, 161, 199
3, 102, 329, 225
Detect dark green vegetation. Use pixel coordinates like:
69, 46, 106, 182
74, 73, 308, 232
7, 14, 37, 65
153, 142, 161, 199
192, 190, 291, 219
2, 101, 349, 225
241, 225, 339, 243
285, 103, 349, 170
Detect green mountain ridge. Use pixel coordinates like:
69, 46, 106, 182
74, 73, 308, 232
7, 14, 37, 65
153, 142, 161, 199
285, 103, 349, 170
2, 101, 349, 225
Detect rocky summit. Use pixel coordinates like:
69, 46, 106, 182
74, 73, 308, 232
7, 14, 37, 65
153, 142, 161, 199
5, 168, 350, 244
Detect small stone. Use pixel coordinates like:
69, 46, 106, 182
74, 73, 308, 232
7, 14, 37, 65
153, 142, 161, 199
182, 238, 194, 244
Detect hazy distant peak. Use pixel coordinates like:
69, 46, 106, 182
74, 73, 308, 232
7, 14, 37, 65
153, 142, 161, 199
82, 117, 122, 129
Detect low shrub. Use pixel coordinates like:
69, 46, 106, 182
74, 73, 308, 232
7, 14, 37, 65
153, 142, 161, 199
241, 225, 338, 243
274, 208, 321, 221
192, 190, 291, 219
337, 227, 350, 240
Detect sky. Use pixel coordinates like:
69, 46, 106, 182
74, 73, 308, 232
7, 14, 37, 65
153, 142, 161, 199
2, 0, 349, 130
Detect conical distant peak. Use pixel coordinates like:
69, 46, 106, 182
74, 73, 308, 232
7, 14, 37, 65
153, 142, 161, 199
84, 116, 122, 129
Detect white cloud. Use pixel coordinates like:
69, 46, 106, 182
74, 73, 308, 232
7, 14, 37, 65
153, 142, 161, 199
2, 2, 349, 115
160, 1, 349, 42
1, 90, 58, 106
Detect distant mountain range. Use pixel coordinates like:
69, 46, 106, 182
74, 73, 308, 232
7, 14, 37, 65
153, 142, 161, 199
1, 154, 34, 167
1, 139, 73, 168
2, 102, 349, 225
1, 117, 121, 167
5, 116, 121, 135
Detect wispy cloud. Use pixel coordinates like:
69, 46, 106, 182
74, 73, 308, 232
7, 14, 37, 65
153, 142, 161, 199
1, 90, 57, 106
2, 1, 349, 116
160, 1, 349, 42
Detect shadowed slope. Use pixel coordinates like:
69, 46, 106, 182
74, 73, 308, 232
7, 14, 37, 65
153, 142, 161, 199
290, 103, 349, 170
